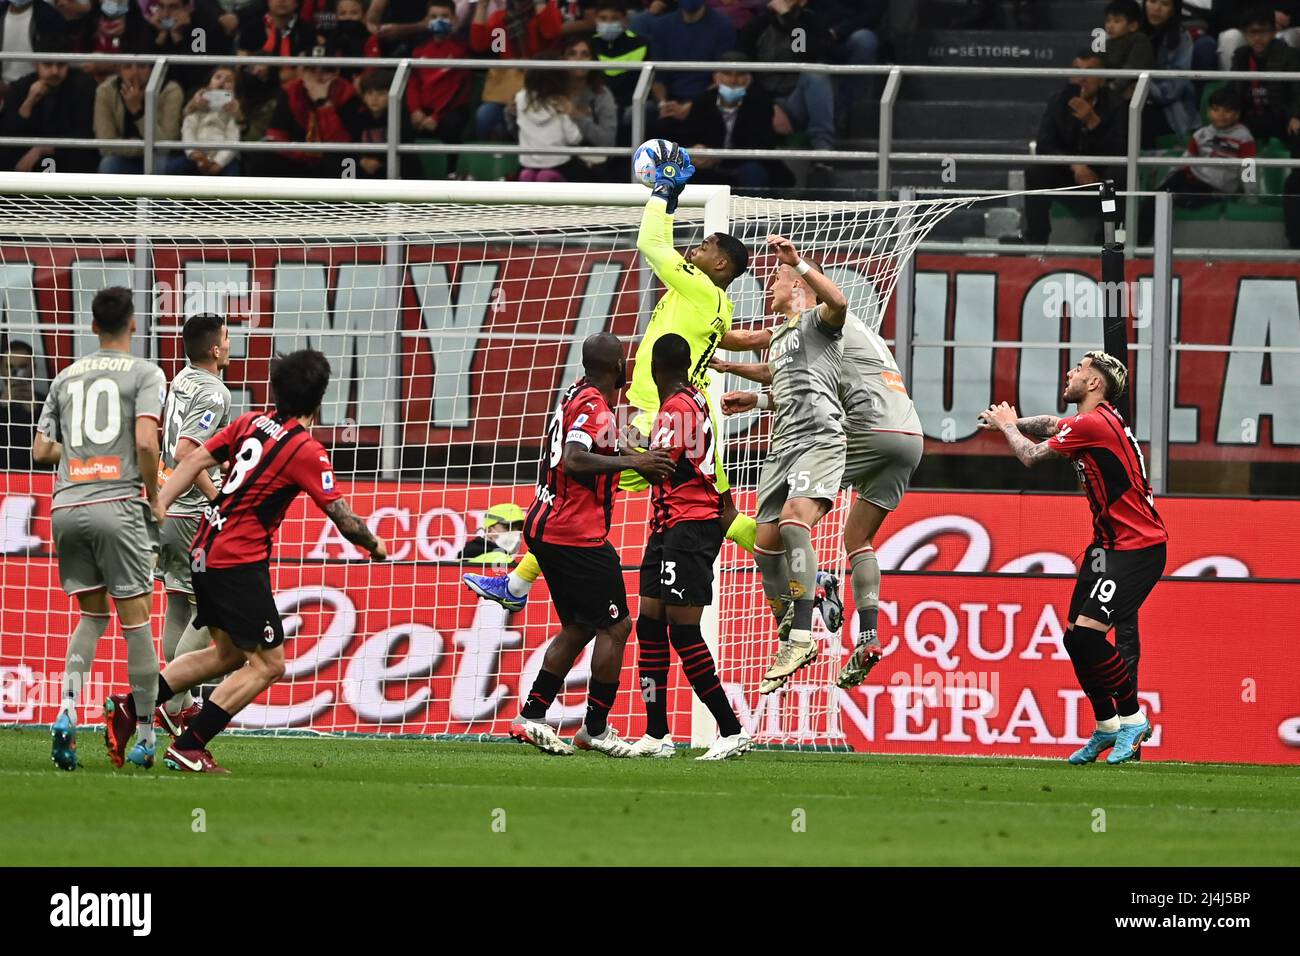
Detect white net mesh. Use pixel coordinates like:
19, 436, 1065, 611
0, 181, 973, 749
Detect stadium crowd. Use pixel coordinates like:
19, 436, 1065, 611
0, 1, 1295, 231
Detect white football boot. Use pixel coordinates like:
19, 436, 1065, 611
573, 725, 635, 757
627, 734, 676, 758
510, 714, 576, 756
759, 639, 819, 694
695, 730, 753, 761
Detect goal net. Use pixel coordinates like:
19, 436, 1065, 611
0, 174, 973, 750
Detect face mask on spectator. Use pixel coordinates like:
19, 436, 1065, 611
9, 0, 33, 8
101, 0, 130, 16
678, 0, 705, 12
428, 16, 453, 36
160, 16, 178, 29
718, 83, 747, 104
595, 22, 623, 41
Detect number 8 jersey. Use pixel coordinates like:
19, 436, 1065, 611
192, 411, 342, 568
38, 349, 166, 509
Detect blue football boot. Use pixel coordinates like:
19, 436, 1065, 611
1107, 717, 1152, 764
1068, 729, 1119, 764
51, 710, 79, 771
463, 572, 527, 612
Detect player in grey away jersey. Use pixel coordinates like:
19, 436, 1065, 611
717, 249, 924, 693
34, 286, 166, 772
717, 235, 850, 694
155, 313, 232, 737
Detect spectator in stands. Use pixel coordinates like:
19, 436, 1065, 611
175, 64, 243, 174
557, 33, 617, 178
458, 502, 527, 566
0, 0, 66, 105
1022, 52, 1128, 244
653, 50, 793, 189
639, 0, 735, 107
1143, 0, 1200, 145
739, 0, 835, 177
355, 68, 421, 177
53, 0, 94, 52
557, 0, 596, 39
406, 0, 473, 154
0, 337, 37, 472
469, 0, 565, 140
512, 60, 583, 180
811, 0, 882, 134
708, 0, 765, 29
1210, 2, 1300, 70
367, 0, 435, 56
592, 0, 648, 131
261, 33, 364, 176
0, 34, 97, 173
87, 0, 135, 84
1100, 0, 1154, 98
94, 55, 184, 173
237, 0, 316, 57
138, 0, 234, 94
1139, 84, 1257, 236
1230, 4, 1300, 245
323, 0, 371, 66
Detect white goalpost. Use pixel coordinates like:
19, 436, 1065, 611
0, 172, 975, 751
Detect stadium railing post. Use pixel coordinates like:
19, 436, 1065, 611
386, 61, 410, 181
877, 67, 902, 196
629, 64, 655, 165
1123, 72, 1151, 260
142, 57, 169, 176
1148, 190, 1174, 495
692, 185, 732, 749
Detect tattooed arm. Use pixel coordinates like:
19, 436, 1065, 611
326, 498, 387, 560
979, 402, 1065, 468
1015, 414, 1062, 438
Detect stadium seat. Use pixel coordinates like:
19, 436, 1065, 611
457, 146, 521, 181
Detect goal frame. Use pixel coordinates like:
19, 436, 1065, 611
0, 171, 734, 746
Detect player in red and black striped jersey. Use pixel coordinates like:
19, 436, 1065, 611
630, 334, 750, 761
108, 350, 386, 774
981, 350, 1167, 766
511, 333, 675, 758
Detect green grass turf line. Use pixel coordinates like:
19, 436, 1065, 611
3, 728, 1297, 866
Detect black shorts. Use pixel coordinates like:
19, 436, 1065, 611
525, 535, 629, 629
1068, 543, 1166, 630
192, 561, 285, 651
638, 520, 723, 606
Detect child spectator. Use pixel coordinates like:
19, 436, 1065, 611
513, 63, 582, 181
1142, 0, 1199, 144
261, 33, 364, 176
1231, 4, 1300, 143
326, 0, 372, 65
175, 64, 244, 175
406, 0, 472, 145
94, 57, 184, 174
470, 0, 565, 140
356, 68, 420, 178
1100, 0, 1154, 98
558, 34, 617, 179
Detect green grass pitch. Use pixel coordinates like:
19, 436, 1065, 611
3, 728, 1296, 866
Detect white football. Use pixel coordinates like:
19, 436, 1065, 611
633, 139, 672, 188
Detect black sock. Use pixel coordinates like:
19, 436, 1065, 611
670, 623, 742, 737
791, 598, 814, 635
859, 606, 879, 643
156, 674, 175, 708
636, 616, 671, 738
521, 668, 563, 720
1064, 625, 1136, 720
584, 679, 619, 736
173, 701, 233, 751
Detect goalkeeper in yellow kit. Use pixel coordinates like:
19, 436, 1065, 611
465, 141, 759, 612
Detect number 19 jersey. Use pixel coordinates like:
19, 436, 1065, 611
192, 411, 342, 568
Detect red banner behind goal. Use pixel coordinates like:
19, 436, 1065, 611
2, 475, 1296, 764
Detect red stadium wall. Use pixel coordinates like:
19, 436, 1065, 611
2, 475, 1297, 764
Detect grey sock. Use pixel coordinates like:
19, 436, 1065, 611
122, 623, 159, 728
778, 520, 817, 607
850, 547, 881, 641
61, 614, 110, 717
162, 593, 191, 661
169, 615, 212, 712
754, 544, 791, 623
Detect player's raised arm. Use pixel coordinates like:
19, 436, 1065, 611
980, 402, 1065, 467
767, 235, 848, 329
636, 144, 714, 302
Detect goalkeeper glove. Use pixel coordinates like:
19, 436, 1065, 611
650, 143, 695, 214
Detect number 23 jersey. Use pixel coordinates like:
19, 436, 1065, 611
192, 411, 342, 568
